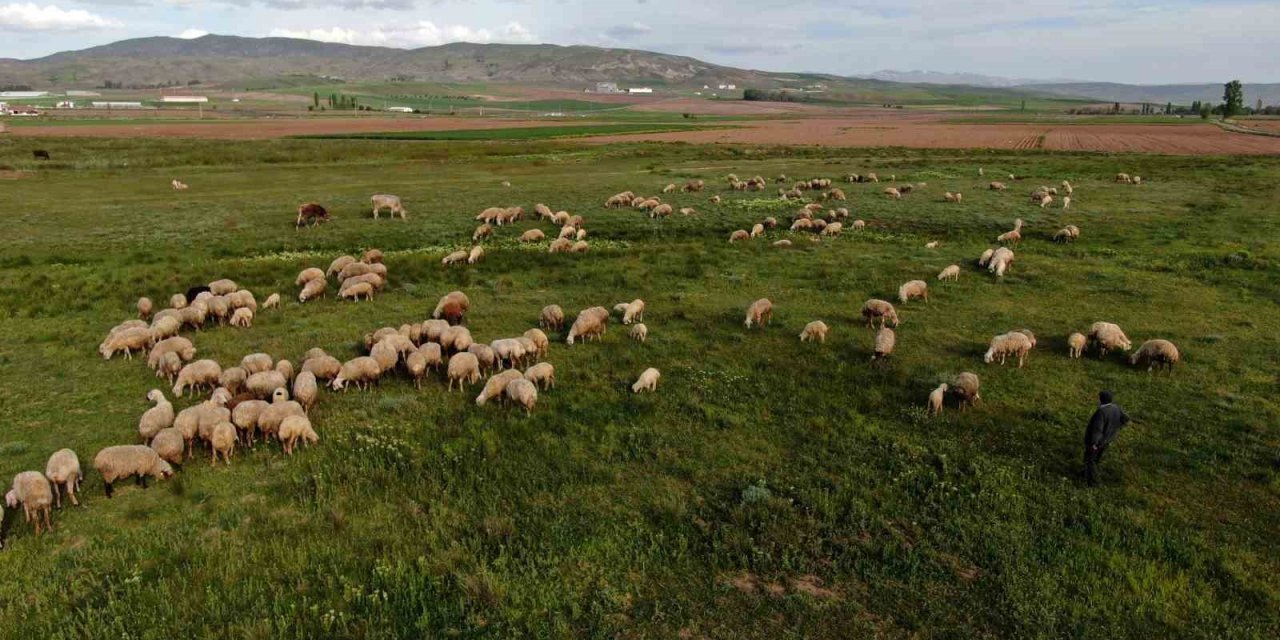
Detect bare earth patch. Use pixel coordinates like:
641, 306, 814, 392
5, 117, 575, 140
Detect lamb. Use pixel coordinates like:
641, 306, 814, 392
872, 327, 896, 361
927, 384, 948, 417
628, 323, 648, 343
340, 282, 375, 302
44, 449, 82, 508
432, 291, 471, 324
262, 293, 280, 310
230, 307, 254, 327
937, 265, 960, 281
1067, 332, 1087, 359
278, 415, 319, 455
883, 187, 901, 199
210, 422, 237, 465
299, 278, 327, 303
94, 445, 174, 497
566, 307, 610, 345
1062, 196, 1071, 210
632, 368, 660, 393
241, 353, 273, 374
1130, 339, 1180, 372
925, 241, 939, 249
100, 327, 153, 360
799, 320, 829, 344
138, 389, 175, 443
172, 359, 222, 396
149, 428, 185, 466
293, 371, 318, 412
978, 248, 995, 267
744, 298, 774, 329
371, 194, 407, 219
245, 370, 287, 398
505, 378, 538, 415
984, 331, 1036, 367
327, 255, 356, 277
997, 218, 1023, 245
520, 229, 546, 243
861, 299, 899, 328
851, 219, 866, 231
524, 362, 556, 390
7, 472, 54, 534
1088, 321, 1132, 357
950, 372, 981, 409
898, 280, 928, 304
137, 297, 154, 319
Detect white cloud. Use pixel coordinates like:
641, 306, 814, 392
175, 28, 208, 39
603, 22, 650, 39
269, 20, 537, 48
0, 2, 121, 31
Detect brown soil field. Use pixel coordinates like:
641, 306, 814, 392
3, 117, 563, 140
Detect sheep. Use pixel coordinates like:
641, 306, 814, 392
519, 229, 547, 244
984, 331, 1036, 367
293, 371, 318, 412
1062, 196, 1071, 210
978, 168, 985, 176
1067, 332, 1087, 359
137, 297, 154, 320
327, 255, 356, 277
490, 339, 523, 369
566, 307, 610, 345
275, 359, 294, 383
7, 472, 54, 534
155, 352, 183, 383
680, 207, 697, 216
149, 428, 185, 466
928, 384, 948, 417
245, 370, 287, 398
339, 274, 384, 297
94, 445, 173, 497
370, 340, 400, 372
682, 179, 705, 192
937, 265, 960, 281
205, 295, 231, 324
1115, 173, 1132, 184
208, 279, 237, 296
474, 369, 522, 407
950, 372, 981, 409
851, 219, 866, 231
443, 352, 481, 391
997, 218, 1023, 245
295, 268, 325, 286
988, 247, 1015, 277
340, 282, 375, 302
632, 368, 660, 393
621, 322, 647, 343
978, 248, 995, 267
230, 307, 254, 328
540, 304, 565, 331
301, 356, 341, 381
371, 194, 407, 219
861, 299, 899, 328
989, 181, 1007, 191
44, 449, 82, 509
168, 293, 188, 310
571, 240, 589, 253
139, 389, 175, 443
257, 389, 305, 442
872, 327, 896, 361
925, 241, 939, 249
404, 350, 430, 388
651, 204, 673, 218
709, 195, 722, 205
172, 359, 222, 397
898, 280, 928, 304
171, 178, 189, 190
1053, 225, 1081, 243
799, 320, 829, 344
943, 192, 962, 203
278, 415, 319, 455
1038, 193, 1053, 208
299, 278, 327, 303
884, 187, 901, 199
416, 343, 444, 372
473, 223, 494, 242
505, 378, 538, 415
262, 293, 281, 311
237, 353, 270, 374
326, 357, 377, 392
100, 327, 153, 360
295, 203, 331, 228
210, 422, 237, 465
772, 240, 792, 248
1130, 339, 1180, 372
744, 298, 773, 329
1088, 322, 1132, 357
149, 315, 182, 342
441, 325, 474, 353
789, 219, 812, 233
338, 261, 384, 281
432, 291, 471, 324
827, 188, 846, 201
821, 222, 844, 237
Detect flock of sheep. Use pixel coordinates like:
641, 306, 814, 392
2, 164, 1177, 547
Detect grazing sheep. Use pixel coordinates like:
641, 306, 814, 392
772, 239, 792, 248
339, 274, 384, 297
440, 250, 467, 266
210, 422, 237, 465
275, 359, 294, 383
978, 168, 985, 176
997, 218, 1024, 245
155, 351, 183, 383
651, 203, 674, 218
208, 279, 238, 296
1038, 193, 1053, 208
524, 362, 555, 390
340, 282, 375, 302
989, 181, 1007, 191
330, 357, 380, 392
937, 265, 960, 281
898, 280, 928, 304
1062, 196, 1071, 210
566, 307, 610, 345
799, 320, 829, 344
978, 248, 995, 267
821, 222, 844, 237
326, 256, 356, 279
149, 428, 185, 466
169, 293, 188, 310
1130, 339, 1180, 372
744, 298, 773, 329
441, 325, 474, 353
44, 449, 82, 508
230, 307, 254, 328
1088, 322, 1132, 357
944, 192, 962, 203
406, 350, 431, 387
432, 291, 471, 325
861, 299, 899, 328
709, 195, 722, 205
94, 446, 173, 497
572, 240, 590, 253
245, 370, 287, 398
520, 229, 546, 243
883, 187, 902, 199
302, 355, 342, 381
369, 340, 400, 372
473, 224, 494, 242
278, 415, 319, 455
240, 353, 272, 374
149, 315, 182, 342
505, 378, 538, 414
476, 369, 524, 406
928, 384, 948, 417
262, 293, 280, 310
1115, 173, 1132, 184
851, 219, 866, 231
295, 203, 330, 228
988, 247, 1015, 277
950, 372, 981, 409
521, 329, 549, 358
540, 304, 565, 331
1067, 332, 1087, 359
632, 368, 660, 393
1053, 225, 1080, 243
100, 327, 153, 360
416, 343, 444, 371
7, 472, 54, 534
628, 323, 649, 343
680, 207, 697, 216
984, 331, 1036, 367
790, 218, 813, 233
172, 359, 222, 397
137, 297, 154, 320
338, 261, 384, 281
293, 268, 325, 288
682, 180, 705, 192
299, 278, 327, 303
172, 179, 189, 190
139, 389, 175, 443
293, 371, 318, 412
447, 352, 482, 391
371, 194, 407, 219
925, 241, 939, 249
872, 327, 896, 361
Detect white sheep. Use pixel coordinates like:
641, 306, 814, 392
293, 371, 318, 412
241, 352, 273, 374
566, 307, 609, 345
872, 327, 896, 361
951, 372, 981, 409
442, 250, 469, 266
524, 362, 555, 390
210, 421, 237, 465
441, 325, 474, 353
299, 278, 327, 303
799, 320, 829, 344
937, 265, 960, 281
371, 194, 407, 219
447, 352, 481, 391
139, 389, 175, 443
468, 245, 485, 264
505, 378, 538, 415
744, 298, 773, 329
100, 327, 153, 360
632, 368, 660, 393
988, 247, 1015, 277
296, 267, 325, 286
477, 369, 524, 406
302, 355, 342, 381
861, 299, 899, 328
629, 323, 648, 343
7, 471, 54, 534
279, 415, 319, 455
898, 280, 928, 304
262, 293, 280, 310
149, 428, 185, 466
230, 307, 254, 328
245, 370, 287, 398
172, 359, 222, 397
340, 282, 375, 302
1130, 339, 1179, 372
927, 384, 948, 417
44, 449, 82, 508
257, 388, 304, 442
94, 445, 173, 498
331, 357, 381, 392
1088, 322, 1132, 357
148, 336, 195, 372
984, 331, 1036, 367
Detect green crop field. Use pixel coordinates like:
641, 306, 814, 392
0, 136, 1277, 638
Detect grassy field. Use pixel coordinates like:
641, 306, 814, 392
0, 136, 1277, 638
297, 123, 716, 141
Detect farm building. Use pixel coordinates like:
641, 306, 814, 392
92, 101, 145, 109
0, 91, 48, 99
385, 106, 413, 113
628, 87, 654, 95
595, 82, 621, 94
160, 95, 209, 103
3, 105, 40, 116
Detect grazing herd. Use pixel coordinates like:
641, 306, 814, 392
2, 165, 1178, 548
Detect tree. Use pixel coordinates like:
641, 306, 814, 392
313, 92, 319, 108
1020, 100, 1026, 112
1256, 98, 1263, 113
1166, 101, 1172, 114
1222, 80, 1243, 118
1199, 103, 1212, 119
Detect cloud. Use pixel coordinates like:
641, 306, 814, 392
269, 20, 537, 48
603, 21, 650, 39
175, 28, 208, 39
0, 2, 121, 31
705, 42, 801, 56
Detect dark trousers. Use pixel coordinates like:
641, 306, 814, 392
1084, 443, 1109, 486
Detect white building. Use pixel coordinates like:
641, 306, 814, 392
717, 84, 737, 90
160, 96, 208, 103
595, 82, 621, 94
0, 91, 48, 99
385, 106, 413, 113
92, 101, 145, 109
55, 101, 76, 108
66, 90, 101, 97
627, 87, 653, 95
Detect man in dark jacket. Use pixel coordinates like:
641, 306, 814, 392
1084, 390, 1130, 486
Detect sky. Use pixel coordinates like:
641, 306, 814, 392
0, 0, 1278, 84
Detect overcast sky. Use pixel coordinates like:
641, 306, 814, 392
1, 0, 1277, 83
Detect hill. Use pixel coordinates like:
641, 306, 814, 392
1020, 81, 1280, 106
